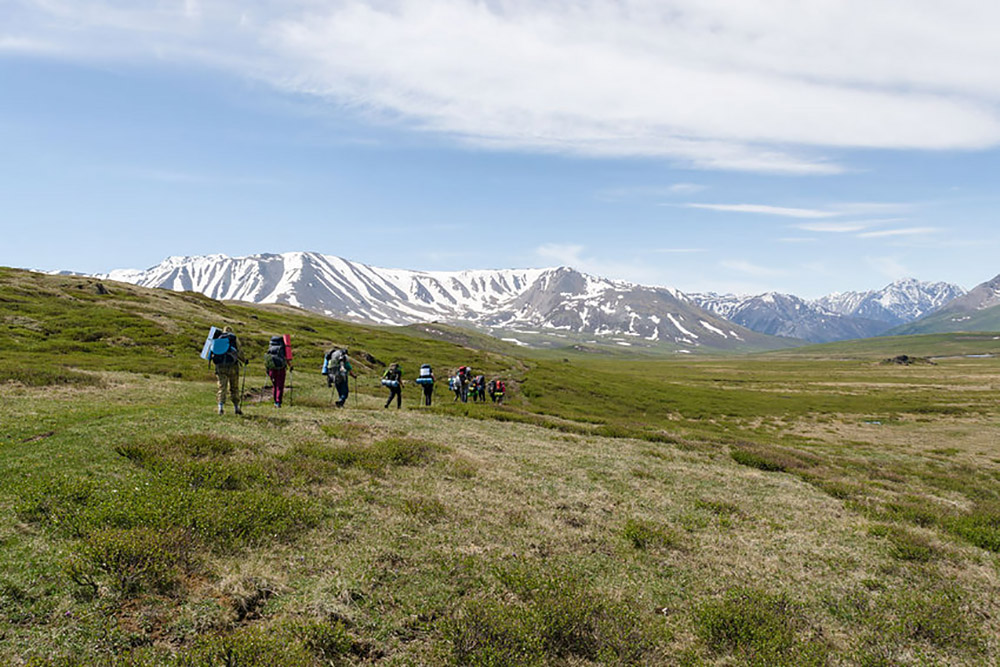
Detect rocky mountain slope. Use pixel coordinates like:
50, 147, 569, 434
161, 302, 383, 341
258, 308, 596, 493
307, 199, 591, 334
104, 252, 787, 352
690, 278, 965, 343
814, 278, 966, 326
887, 274, 1000, 335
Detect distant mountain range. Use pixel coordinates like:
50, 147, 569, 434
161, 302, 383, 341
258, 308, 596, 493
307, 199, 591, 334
689, 279, 966, 343
98, 252, 997, 349
103, 252, 786, 352
886, 274, 1000, 336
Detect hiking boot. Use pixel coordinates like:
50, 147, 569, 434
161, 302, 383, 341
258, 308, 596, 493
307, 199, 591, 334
218, 403, 224, 415
234, 405, 243, 415
275, 401, 281, 408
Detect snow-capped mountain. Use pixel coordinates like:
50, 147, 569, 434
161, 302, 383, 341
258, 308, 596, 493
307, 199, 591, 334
690, 278, 965, 343
104, 252, 782, 351
814, 278, 965, 326
887, 273, 1000, 336
689, 292, 888, 343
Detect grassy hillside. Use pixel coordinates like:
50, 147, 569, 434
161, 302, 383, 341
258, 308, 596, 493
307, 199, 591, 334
886, 303, 1000, 337
763, 331, 1000, 360
3, 267, 1000, 665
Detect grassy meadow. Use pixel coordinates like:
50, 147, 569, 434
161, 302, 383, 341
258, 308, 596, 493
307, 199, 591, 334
3, 268, 1000, 665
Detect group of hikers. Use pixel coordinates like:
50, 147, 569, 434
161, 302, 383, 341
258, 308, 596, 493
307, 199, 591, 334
447, 366, 507, 404
206, 327, 506, 414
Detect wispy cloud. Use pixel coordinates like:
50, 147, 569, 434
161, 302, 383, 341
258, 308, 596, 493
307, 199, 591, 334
651, 248, 707, 254
667, 183, 706, 195
857, 227, 939, 239
535, 243, 585, 267
831, 202, 914, 216
778, 237, 818, 244
533, 243, 671, 286
795, 222, 869, 233
687, 203, 839, 219
8, 1, 1000, 172
597, 183, 706, 201
720, 260, 787, 278
867, 256, 910, 280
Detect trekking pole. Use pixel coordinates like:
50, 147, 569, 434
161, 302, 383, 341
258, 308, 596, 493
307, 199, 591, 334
239, 361, 247, 414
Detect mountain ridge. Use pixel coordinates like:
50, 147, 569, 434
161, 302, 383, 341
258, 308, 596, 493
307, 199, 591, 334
102, 251, 786, 352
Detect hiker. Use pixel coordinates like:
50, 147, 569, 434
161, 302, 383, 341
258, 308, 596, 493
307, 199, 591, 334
493, 379, 506, 405
488, 379, 498, 403
416, 364, 435, 406
264, 335, 292, 408
449, 375, 462, 402
210, 326, 247, 415
456, 366, 471, 403
473, 374, 486, 402
324, 348, 356, 407
382, 363, 403, 409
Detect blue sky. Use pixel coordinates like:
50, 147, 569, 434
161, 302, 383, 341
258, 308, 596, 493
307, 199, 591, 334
2, 0, 1000, 298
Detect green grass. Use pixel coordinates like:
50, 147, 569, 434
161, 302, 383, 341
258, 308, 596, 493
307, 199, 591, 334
3, 267, 1000, 664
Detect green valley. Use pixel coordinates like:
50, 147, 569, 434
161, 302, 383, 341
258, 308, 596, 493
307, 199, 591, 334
2, 268, 1000, 665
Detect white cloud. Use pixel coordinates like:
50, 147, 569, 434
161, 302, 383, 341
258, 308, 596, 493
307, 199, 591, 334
8, 1, 1000, 172
535, 243, 585, 267
720, 260, 787, 278
867, 256, 910, 280
533, 243, 672, 286
857, 227, 939, 239
597, 183, 706, 200
796, 222, 868, 233
667, 183, 707, 195
688, 204, 839, 218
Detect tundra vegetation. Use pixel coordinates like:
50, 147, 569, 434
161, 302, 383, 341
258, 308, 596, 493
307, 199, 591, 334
2, 268, 1000, 665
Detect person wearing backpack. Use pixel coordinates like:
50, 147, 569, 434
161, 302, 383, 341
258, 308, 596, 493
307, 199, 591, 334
494, 379, 506, 405
416, 364, 435, 406
264, 335, 292, 408
381, 363, 403, 409
473, 374, 486, 402
210, 326, 247, 415
456, 366, 471, 403
324, 348, 356, 408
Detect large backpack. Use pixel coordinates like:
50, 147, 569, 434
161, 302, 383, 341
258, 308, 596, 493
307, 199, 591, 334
265, 336, 287, 370
209, 333, 239, 368
416, 364, 434, 385
324, 348, 347, 378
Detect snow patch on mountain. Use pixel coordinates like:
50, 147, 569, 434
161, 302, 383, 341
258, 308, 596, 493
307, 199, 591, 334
102, 252, 770, 350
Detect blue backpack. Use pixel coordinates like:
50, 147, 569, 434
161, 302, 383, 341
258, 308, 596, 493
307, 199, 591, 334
210, 333, 239, 367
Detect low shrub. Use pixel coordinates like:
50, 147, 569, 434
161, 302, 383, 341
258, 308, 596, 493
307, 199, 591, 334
622, 518, 681, 550
291, 437, 443, 473
730, 448, 786, 472
0, 365, 103, 387
694, 498, 742, 517
176, 626, 318, 666
320, 422, 371, 441
445, 565, 663, 666
946, 501, 1000, 552
68, 527, 192, 597
693, 587, 829, 666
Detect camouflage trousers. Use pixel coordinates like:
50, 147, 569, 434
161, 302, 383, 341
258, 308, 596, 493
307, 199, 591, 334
215, 364, 241, 405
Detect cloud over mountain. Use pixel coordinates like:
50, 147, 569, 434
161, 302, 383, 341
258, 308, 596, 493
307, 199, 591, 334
8, 1, 1000, 173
